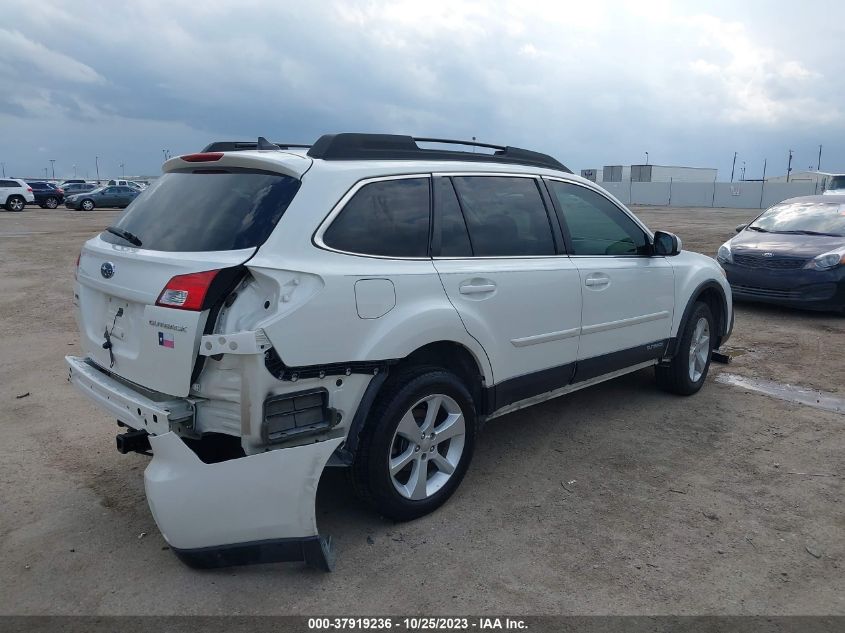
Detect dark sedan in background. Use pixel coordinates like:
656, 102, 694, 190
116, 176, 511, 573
65, 185, 140, 211
26, 181, 64, 209
717, 195, 845, 313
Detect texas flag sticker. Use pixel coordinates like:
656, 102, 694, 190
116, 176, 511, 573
158, 332, 175, 349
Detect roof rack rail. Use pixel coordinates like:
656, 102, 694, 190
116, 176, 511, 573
201, 140, 312, 152
306, 133, 571, 172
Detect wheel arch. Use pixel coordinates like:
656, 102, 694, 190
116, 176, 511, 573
667, 280, 730, 358
342, 340, 487, 461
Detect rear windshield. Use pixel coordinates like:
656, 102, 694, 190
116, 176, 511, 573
749, 201, 845, 236
101, 171, 301, 252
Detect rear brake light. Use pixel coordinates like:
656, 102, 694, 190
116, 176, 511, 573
156, 270, 220, 311
180, 152, 224, 163
27, 186, 33, 192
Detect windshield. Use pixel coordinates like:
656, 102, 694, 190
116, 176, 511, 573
828, 176, 845, 190
100, 170, 301, 252
749, 201, 845, 236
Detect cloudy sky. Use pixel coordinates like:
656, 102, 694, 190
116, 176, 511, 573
1, 0, 843, 180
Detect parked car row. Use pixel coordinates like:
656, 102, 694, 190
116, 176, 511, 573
0, 178, 146, 211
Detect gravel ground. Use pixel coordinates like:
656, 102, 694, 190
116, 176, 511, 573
0, 205, 842, 615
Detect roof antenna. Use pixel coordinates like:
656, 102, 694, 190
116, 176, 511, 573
257, 136, 280, 150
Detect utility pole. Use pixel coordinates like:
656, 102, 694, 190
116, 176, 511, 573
44, 167, 48, 178
121, 162, 125, 178
818, 144, 823, 171
73, 164, 77, 177
787, 149, 793, 182
740, 161, 746, 181
759, 158, 768, 209
1, 162, 5, 177
95, 156, 100, 182
49, 159, 56, 179
730, 151, 737, 182
645, 151, 649, 165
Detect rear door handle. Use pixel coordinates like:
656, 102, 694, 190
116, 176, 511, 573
584, 273, 610, 288
459, 282, 497, 295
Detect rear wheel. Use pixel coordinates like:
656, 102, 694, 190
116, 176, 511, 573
351, 367, 476, 521
44, 196, 59, 209
6, 196, 25, 212
81, 199, 95, 211
655, 301, 714, 395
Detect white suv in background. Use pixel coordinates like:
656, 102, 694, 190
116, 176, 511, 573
1, 178, 35, 211
66, 134, 732, 571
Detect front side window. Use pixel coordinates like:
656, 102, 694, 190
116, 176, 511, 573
548, 181, 649, 256
322, 178, 431, 257
450, 176, 555, 256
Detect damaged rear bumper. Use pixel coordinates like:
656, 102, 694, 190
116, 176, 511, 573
146, 432, 341, 571
65, 355, 342, 571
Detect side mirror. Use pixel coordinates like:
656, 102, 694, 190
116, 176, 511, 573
735, 224, 747, 233
652, 230, 682, 256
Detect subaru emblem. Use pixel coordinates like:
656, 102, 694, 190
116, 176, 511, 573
101, 262, 115, 278
763, 252, 774, 257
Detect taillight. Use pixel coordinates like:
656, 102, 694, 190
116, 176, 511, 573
179, 152, 224, 163
156, 270, 220, 311
27, 186, 33, 192
57, 188, 64, 194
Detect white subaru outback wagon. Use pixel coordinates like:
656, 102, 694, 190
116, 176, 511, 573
66, 134, 732, 570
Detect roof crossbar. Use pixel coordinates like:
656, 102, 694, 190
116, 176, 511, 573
307, 133, 571, 172
200, 133, 571, 173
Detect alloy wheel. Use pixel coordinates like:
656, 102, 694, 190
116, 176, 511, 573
688, 317, 711, 382
388, 394, 466, 500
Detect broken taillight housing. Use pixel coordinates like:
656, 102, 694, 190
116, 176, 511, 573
156, 270, 220, 311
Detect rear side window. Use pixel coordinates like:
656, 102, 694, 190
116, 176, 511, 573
322, 178, 430, 257
451, 176, 555, 256
101, 171, 301, 252
433, 177, 472, 257
0, 180, 16, 187
548, 181, 648, 256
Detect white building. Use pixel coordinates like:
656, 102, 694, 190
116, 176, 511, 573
581, 164, 717, 183
766, 170, 839, 186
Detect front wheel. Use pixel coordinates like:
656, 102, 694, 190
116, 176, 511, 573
655, 301, 715, 395
351, 368, 477, 521
81, 199, 95, 211
6, 196, 25, 212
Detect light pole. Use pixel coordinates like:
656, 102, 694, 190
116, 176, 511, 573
787, 149, 793, 182
95, 156, 100, 183
44, 167, 48, 178
740, 161, 746, 181
645, 151, 649, 165
818, 144, 823, 171
120, 162, 125, 178
49, 159, 56, 179
73, 164, 77, 177
730, 151, 737, 182
1, 162, 5, 177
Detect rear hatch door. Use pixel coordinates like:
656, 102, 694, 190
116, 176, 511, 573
75, 153, 307, 397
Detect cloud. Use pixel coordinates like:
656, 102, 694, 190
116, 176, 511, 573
0, 0, 843, 178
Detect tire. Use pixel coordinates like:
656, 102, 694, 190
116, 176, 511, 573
5, 196, 25, 212
655, 301, 715, 395
44, 197, 59, 209
351, 366, 477, 521
81, 199, 95, 211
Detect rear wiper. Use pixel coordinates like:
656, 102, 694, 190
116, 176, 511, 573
105, 226, 142, 247
775, 229, 842, 237
746, 225, 768, 232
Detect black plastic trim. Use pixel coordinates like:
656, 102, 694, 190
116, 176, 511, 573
337, 369, 389, 463
172, 535, 335, 571
307, 133, 571, 172
485, 362, 576, 414
667, 281, 730, 357
572, 340, 668, 384
264, 348, 392, 382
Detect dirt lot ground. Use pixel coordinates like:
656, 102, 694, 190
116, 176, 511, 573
0, 205, 842, 615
